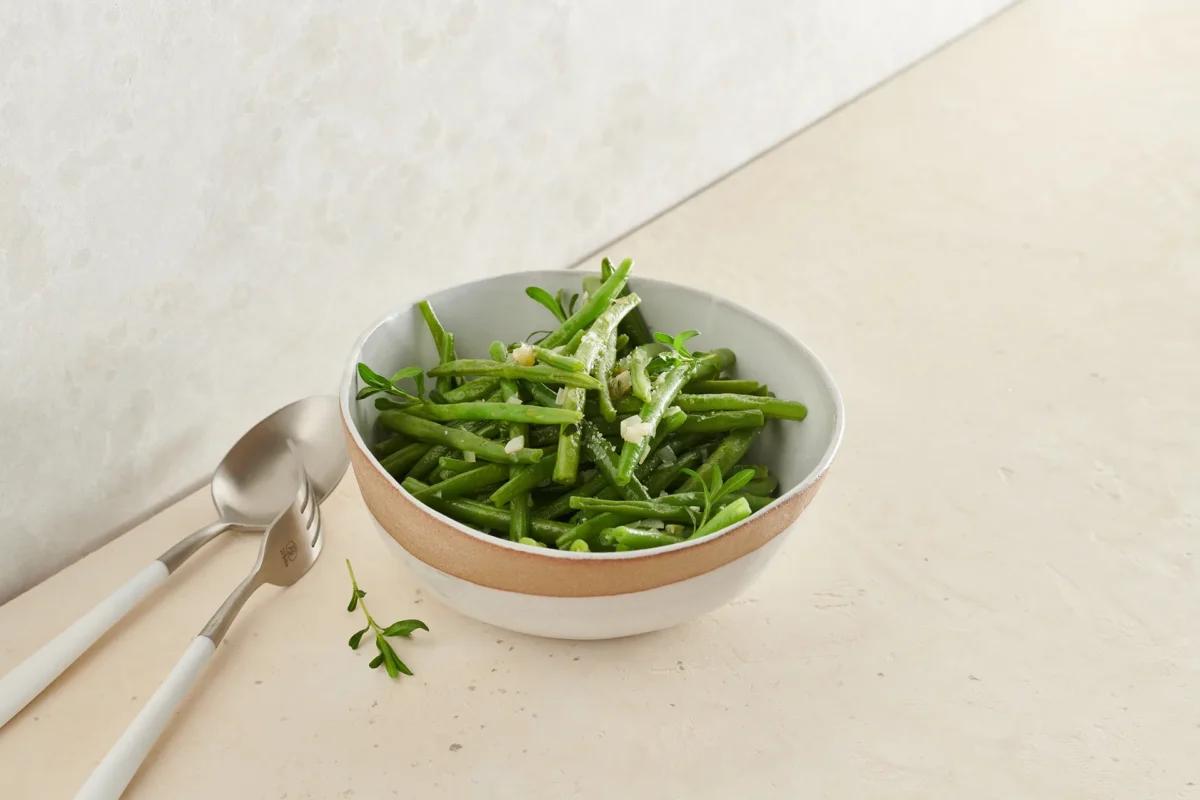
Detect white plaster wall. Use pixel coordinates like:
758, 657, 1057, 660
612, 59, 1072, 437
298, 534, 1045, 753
0, 1, 1009, 600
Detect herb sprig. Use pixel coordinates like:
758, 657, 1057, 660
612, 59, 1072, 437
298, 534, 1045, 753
356, 362, 426, 403
345, 559, 429, 679
679, 464, 756, 529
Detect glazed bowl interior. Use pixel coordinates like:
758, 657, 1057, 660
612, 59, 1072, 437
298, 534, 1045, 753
343, 269, 842, 557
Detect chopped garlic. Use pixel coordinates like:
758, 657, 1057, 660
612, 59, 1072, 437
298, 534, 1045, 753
504, 435, 525, 454
658, 445, 677, 465
620, 415, 655, 444
555, 386, 567, 405
511, 342, 536, 366
506, 395, 523, 405
463, 451, 476, 462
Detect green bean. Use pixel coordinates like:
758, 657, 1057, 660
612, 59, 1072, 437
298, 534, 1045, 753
380, 412, 544, 464
440, 377, 500, 403
596, 328, 619, 422
489, 456, 557, 507
541, 258, 632, 348
428, 360, 600, 389
404, 402, 581, 425
555, 511, 627, 549
404, 478, 567, 544
531, 345, 585, 373
743, 476, 779, 496
581, 421, 651, 501
437, 330, 458, 393
657, 492, 774, 512
614, 360, 695, 485
437, 456, 478, 475
677, 410, 765, 433
533, 472, 607, 519
674, 393, 807, 421
561, 328, 586, 356
524, 381, 560, 408
417, 300, 448, 348
689, 348, 736, 383
628, 346, 654, 403
527, 425, 560, 447
380, 442, 429, 476
598, 257, 654, 347
644, 449, 704, 496
509, 492, 531, 541
569, 497, 696, 523
602, 526, 684, 550
412, 463, 509, 500
517, 536, 545, 548
677, 428, 760, 492
372, 434, 408, 458
686, 379, 767, 395
554, 294, 642, 484
691, 496, 752, 539
568, 539, 590, 552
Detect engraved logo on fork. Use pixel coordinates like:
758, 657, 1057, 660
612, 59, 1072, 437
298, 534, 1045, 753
280, 541, 298, 567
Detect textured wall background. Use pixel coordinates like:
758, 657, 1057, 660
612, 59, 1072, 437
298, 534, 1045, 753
0, 1, 1008, 600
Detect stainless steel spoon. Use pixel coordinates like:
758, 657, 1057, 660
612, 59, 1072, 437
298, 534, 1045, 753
75, 467, 324, 800
0, 396, 348, 728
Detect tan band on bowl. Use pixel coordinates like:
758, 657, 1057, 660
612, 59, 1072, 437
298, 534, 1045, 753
346, 422, 825, 597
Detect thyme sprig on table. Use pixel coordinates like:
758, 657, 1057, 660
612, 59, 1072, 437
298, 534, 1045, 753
345, 559, 428, 679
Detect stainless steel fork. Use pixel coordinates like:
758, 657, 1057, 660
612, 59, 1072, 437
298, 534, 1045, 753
74, 470, 324, 800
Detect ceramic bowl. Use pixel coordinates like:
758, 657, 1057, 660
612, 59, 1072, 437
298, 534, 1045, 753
341, 270, 844, 639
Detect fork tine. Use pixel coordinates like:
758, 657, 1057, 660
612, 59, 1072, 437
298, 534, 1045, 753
297, 471, 312, 514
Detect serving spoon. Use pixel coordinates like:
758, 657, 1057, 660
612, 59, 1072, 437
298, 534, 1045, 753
0, 395, 348, 728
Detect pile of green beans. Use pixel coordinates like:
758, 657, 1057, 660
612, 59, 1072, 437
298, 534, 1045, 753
356, 259, 808, 551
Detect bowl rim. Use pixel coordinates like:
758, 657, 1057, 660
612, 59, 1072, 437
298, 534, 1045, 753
340, 269, 845, 562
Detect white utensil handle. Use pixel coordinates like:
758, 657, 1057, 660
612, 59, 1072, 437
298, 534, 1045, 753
0, 561, 169, 728
75, 636, 215, 800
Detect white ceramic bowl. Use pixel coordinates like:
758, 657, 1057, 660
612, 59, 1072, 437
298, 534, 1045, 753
341, 270, 844, 639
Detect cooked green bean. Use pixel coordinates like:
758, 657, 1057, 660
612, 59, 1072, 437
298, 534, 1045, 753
555, 511, 626, 549
527, 425, 560, 447
614, 360, 695, 485
743, 476, 779, 496
677, 428, 759, 493
489, 456, 557, 507
644, 448, 704, 496
372, 434, 408, 458
688, 348, 736, 383
596, 328, 620, 422
602, 526, 684, 550
380, 412, 543, 464
533, 472, 607, 519
437, 456, 478, 475
524, 381, 560, 408
691, 496, 752, 539
509, 492, 531, 541
440, 377, 500, 403
531, 345, 585, 373
569, 497, 697, 523
541, 258, 631, 348
561, 328, 586, 356
404, 478, 566, 544
686, 379, 768, 395
674, 393, 807, 421
412, 463, 509, 500
553, 294, 642, 484
428, 360, 600, 389
404, 402, 581, 425
628, 346, 654, 403
581, 421, 651, 501
380, 442, 429, 476
677, 409, 765, 433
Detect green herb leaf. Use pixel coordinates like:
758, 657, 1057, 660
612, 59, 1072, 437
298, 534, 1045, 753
653, 331, 676, 347
375, 396, 413, 411
525, 287, 567, 322
347, 591, 359, 612
356, 385, 381, 400
369, 653, 384, 669
382, 619, 430, 638
600, 257, 613, 279
348, 627, 369, 649
357, 362, 391, 389
673, 330, 700, 358
716, 468, 756, 501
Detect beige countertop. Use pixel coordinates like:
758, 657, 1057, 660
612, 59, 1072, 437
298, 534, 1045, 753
2, 1, 1198, 796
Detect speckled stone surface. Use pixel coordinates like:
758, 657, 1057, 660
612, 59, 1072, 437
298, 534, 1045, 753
2, 0, 1198, 796
0, 1, 1008, 601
